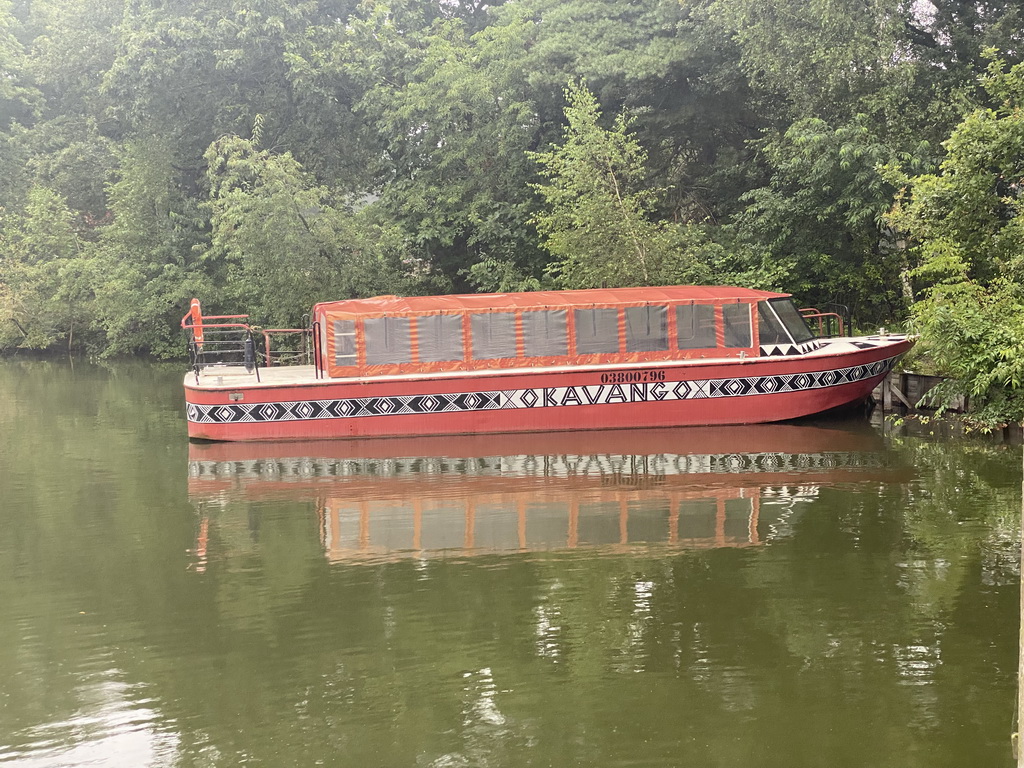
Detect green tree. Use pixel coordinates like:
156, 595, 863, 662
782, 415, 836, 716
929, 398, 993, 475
7, 0, 1024, 360
733, 116, 931, 323
706, 0, 1024, 324
908, 0, 1024, 73
16, 0, 123, 213
705, 0, 909, 122
335, 8, 546, 289
886, 55, 1024, 424
511, 0, 767, 225
0, 186, 93, 351
90, 138, 211, 358
0, 0, 41, 209
530, 82, 709, 288
203, 133, 430, 329
0, 0, 40, 128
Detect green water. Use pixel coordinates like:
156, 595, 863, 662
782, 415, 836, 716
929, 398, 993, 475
0, 358, 1019, 767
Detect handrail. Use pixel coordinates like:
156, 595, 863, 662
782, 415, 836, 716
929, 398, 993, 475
182, 299, 260, 381
800, 311, 845, 338
262, 328, 309, 367
182, 315, 249, 325
182, 300, 312, 372
182, 322, 252, 331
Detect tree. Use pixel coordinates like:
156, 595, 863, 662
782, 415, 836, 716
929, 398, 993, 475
203, 132, 431, 329
704, 0, 910, 122
335, 8, 547, 289
0, 186, 93, 351
0, 0, 40, 210
733, 115, 931, 323
90, 138, 212, 358
0, 0, 40, 129
530, 82, 709, 289
506, 0, 770, 226
706, 0, 1024, 324
7, 0, 1024, 360
886, 55, 1024, 425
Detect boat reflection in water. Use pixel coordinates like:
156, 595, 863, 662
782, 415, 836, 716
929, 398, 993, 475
187, 423, 908, 564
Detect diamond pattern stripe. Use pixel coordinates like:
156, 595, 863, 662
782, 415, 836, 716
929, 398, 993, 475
187, 354, 900, 423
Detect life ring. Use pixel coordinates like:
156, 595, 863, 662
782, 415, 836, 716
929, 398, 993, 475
189, 298, 204, 346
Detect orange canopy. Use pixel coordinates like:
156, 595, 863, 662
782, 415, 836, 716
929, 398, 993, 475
313, 285, 788, 316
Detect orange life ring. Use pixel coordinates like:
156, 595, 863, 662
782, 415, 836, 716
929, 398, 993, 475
189, 298, 204, 346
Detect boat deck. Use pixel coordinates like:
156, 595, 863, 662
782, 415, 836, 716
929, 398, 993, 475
189, 364, 320, 389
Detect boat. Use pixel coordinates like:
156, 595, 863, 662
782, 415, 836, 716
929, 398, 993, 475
181, 286, 914, 442
185, 423, 911, 565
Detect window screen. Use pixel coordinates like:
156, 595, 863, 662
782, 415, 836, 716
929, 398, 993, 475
769, 298, 816, 343
723, 303, 752, 347
364, 316, 412, 365
676, 305, 716, 349
625, 306, 668, 352
416, 314, 464, 363
757, 301, 790, 345
471, 312, 517, 360
333, 318, 356, 366
522, 309, 568, 357
574, 308, 620, 355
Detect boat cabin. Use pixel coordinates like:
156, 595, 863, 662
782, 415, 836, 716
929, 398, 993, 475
312, 286, 820, 379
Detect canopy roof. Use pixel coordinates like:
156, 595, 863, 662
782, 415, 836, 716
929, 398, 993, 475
314, 285, 789, 315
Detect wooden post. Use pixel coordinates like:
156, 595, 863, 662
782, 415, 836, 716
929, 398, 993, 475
877, 372, 915, 411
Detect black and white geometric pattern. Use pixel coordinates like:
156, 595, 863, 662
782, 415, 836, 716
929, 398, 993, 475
187, 355, 899, 425
759, 340, 823, 356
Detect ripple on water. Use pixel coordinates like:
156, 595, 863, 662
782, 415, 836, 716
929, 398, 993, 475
0, 674, 179, 768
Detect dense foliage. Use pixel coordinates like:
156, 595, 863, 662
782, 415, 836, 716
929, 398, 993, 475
0, 0, 1022, 412
887, 54, 1024, 424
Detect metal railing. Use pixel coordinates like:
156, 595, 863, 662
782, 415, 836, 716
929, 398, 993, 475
262, 328, 311, 367
181, 300, 313, 382
800, 305, 848, 338
182, 307, 260, 382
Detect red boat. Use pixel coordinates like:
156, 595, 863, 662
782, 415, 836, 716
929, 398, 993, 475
181, 286, 913, 442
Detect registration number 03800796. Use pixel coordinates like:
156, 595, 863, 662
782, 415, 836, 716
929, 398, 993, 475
598, 369, 666, 384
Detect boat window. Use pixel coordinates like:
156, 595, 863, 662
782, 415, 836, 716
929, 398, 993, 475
723, 303, 752, 347
625, 306, 668, 352
676, 305, 716, 349
416, 314, 464, 362
768, 298, 816, 343
364, 316, 412, 365
522, 309, 568, 357
574, 308, 620, 354
333, 319, 356, 366
471, 312, 518, 360
757, 302, 791, 345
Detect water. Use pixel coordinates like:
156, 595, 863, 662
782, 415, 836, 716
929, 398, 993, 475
0, 358, 1019, 767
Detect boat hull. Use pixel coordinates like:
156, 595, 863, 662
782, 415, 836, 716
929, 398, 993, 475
184, 336, 912, 441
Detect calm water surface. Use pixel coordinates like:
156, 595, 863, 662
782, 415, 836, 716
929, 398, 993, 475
0, 359, 1019, 767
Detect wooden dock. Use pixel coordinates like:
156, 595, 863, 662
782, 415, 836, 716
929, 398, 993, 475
872, 371, 968, 413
